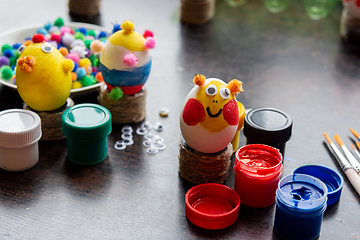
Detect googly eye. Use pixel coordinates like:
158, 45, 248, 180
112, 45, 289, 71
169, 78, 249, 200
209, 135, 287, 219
143, 139, 154, 147
205, 85, 218, 96
147, 145, 158, 155
114, 140, 126, 150
219, 88, 231, 99
41, 42, 53, 53
156, 141, 166, 151
153, 122, 164, 132
136, 127, 148, 135
144, 132, 154, 139
121, 133, 133, 140
123, 138, 134, 145
122, 125, 133, 133
141, 121, 152, 130
18, 45, 25, 55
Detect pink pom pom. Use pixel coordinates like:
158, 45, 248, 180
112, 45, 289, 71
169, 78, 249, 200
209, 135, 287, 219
67, 52, 80, 64
123, 53, 138, 67
144, 37, 156, 49
143, 30, 154, 39
60, 26, 75, 36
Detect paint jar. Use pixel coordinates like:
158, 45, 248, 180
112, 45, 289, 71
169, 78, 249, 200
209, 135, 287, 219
293, 165, 343, 206
0, 109, 42, 171
234, 144, 283, 208
274, 174, 328, 240
62, 103, 112, 165
243, 107, 292, 157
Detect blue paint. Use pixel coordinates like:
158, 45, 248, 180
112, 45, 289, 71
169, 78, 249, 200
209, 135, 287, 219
100, 59, 152, 87
293, 165, 344, 206
274, 174, 327, 240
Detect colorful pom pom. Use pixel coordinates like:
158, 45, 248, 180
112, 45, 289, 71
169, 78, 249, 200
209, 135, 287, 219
144, 37, 156, 49
107, 87, 124, 101
1, 44, 12, 53
1, 66, 13, 80
50, 33, 61, 43
123, 53, 138, 67
98, 31, 107, 39
3, 49, 14, 58
60, 26, 74, 36
95, 72, 104, 82
76, 67, 87, 79
143, 30, 154, 39
228, 79, 243, 94
90, 40, 104, 53
62, 59, 75, 73
62, 33, 75, 47
54, 17, 64, 27
72, 81, 82, 89
79, 58, 91, 69
0, 56, 9, 67
193, 74, 206, 87
36, 28, 48, 35
121, 21, 134, 34
112, 24, 122, 34
71, 72, 77, 81
32, 34, 46, 43
59, 47, 69, 57
23, 40, 32, 46
67, 52, 80, 64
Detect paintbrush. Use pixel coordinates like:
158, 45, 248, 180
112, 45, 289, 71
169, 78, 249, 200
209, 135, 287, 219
350, 128, 360, 141
351, 143, 360, 162
334, 134, 360, 173
324, 133, 360, 196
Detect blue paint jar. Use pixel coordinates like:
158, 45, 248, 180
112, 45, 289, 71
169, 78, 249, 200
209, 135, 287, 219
274, 174, 328, 240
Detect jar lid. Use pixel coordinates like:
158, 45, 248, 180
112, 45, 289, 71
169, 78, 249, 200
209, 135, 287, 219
293, 165, 343, 207
244, 108, 292, 144
62, 104, 112, 141
185, 183, 240, 230
0, 109, 41, 148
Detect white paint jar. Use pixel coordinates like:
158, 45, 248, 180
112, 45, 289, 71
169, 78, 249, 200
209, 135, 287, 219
0, 109, 42, 171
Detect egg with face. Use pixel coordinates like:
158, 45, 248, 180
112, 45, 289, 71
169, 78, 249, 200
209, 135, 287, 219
180, 74, 245, 153
16, 34, 74, 112
90, 20, 155, 97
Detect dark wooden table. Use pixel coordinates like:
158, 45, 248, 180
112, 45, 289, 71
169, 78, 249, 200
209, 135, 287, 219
0, 0, 359, 239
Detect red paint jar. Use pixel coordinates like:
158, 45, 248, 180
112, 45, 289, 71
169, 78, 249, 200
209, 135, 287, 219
234, 144, 283, 208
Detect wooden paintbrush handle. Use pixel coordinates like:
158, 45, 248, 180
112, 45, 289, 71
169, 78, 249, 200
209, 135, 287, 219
345, 168, 360, 196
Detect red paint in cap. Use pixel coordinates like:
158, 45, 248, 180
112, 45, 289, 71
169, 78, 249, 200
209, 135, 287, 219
185, 183, 240, 230
234, 144, 283, 208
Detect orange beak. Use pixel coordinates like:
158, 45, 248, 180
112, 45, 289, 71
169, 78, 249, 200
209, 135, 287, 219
17, 55, 35, 73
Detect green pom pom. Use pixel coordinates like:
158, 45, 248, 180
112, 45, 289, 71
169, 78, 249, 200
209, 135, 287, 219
1, 66, 13, 80
54, 17, 64, 27
14, 51, 20, 58
87, 30, 96, 38
107, 87, 124, 101
74, 32, 85, 41
1, 44, 12, 53
80, 75, 95, 87
84, 39, 93, 49
9, 56, 16, 66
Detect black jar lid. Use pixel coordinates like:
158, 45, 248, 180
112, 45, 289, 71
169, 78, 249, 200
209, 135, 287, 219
244, 108, 292, 144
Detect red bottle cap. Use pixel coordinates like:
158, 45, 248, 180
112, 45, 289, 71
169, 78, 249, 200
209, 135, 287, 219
185, 183, 240, 230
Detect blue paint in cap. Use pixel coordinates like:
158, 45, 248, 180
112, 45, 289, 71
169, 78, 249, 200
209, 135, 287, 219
293, 165, 343, 206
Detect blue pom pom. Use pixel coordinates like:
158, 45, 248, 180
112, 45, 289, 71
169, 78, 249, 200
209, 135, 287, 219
44, 22, 52, 31
36, 28, 48, 35
112, 24, 122, 34
3, 49, 14, 58
78, 28, 87, 35
12, 43, 21, 49
72, 62, 79, 72
98, 31, 107, 39
76, 67, 87, 79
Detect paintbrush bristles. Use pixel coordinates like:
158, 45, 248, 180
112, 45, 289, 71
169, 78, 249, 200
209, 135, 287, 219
323, 132, 333, 144
334, 134, 345, 146
350, 128, 360, 139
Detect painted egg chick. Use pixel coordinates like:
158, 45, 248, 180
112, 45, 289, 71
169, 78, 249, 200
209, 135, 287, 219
16, 34, 74, 112
180, 74, 245, 153
91, 20, 155, 98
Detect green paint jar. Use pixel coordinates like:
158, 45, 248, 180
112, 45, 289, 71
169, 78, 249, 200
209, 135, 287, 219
62, 103, 112, 165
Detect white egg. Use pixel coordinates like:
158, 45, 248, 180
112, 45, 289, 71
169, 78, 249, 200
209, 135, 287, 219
180, 78, 239, 154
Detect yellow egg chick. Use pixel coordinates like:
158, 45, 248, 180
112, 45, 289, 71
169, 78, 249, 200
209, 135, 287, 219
16, 41, 74, 112
180, 74, 245, 153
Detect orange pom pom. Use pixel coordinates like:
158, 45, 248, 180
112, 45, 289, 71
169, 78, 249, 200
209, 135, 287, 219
71, 72, 77, 81
95, 72, 104, 82
23, 40, 32, 46
59, 47, 69, 57
90, 40, 104, 54
193, 74, 206, 87
228, 79, 243, 95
